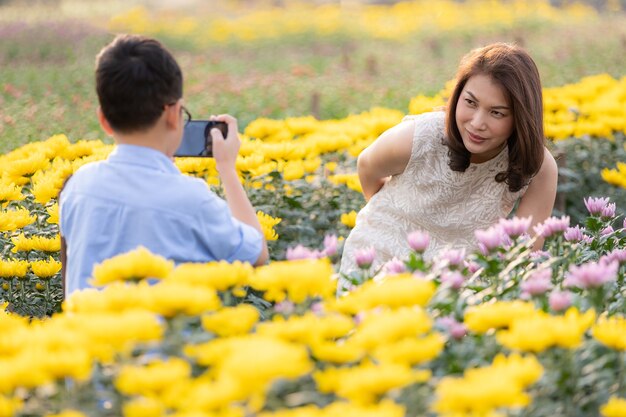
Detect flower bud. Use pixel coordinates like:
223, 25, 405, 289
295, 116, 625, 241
354, 247, 376, 269
407, 230, 430, 252
322, 234, 338, 257
549, 290, 573, 312
584, 196, 610, 216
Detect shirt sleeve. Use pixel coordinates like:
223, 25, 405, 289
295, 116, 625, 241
194, 196, 263, 265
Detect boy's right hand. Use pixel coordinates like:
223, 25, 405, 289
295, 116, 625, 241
210, 114, 240, 173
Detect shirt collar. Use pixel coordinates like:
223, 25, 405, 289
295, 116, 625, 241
107, 144, 180, 174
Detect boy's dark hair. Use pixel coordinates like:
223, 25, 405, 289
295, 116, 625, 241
95, 34, 183, 133
445, 43, 545, 193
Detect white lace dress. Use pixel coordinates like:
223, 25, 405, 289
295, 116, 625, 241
339, 111, 526, 276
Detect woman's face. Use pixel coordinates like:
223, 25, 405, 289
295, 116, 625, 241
455, 73, 514, 163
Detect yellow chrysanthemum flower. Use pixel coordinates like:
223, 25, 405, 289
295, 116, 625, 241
330, 273, 435, 315
11, 207, 37, 229
60, 311, 164, 362
324, 161, 338, 173
0, 259, 29, 278
57, 139, 101, 161
340, 210, 357, 228
314, 362, 429, 405
433, 353, 543, 415
0, 208, 36, 232
166, 377, 239, 412
256, 312, 354, 346
4, 152, 50, 179
601, 396, 626, 417
308, 339, 365, 364
257, 211, 281, 241
497, 308, 596, 352
202, 304, 260, 337
464, 300, 537, 334
142, 282, 221, 318
31, 173, 62, 205
47, 203, 59, 224
175, 157, 216, 175
328, 173, 363, 193
236, 153, 265, 174
0, 395, 22, 417
408, 94, 446, 115
166, 260, 253, 291
250, 258, 335, 303
283, 160, 305, 181
11, 233, 61, 253
115, 358, 191, 397
593, 315, 626, 350
122, 397, 166, 417
90, 246, 174, 287
66, 280, 219, 318
303, 157, 321, 173
30, 256, 62, 279
602, 162, 626, 190
185, 335, 313, 401
350, 307, 433, 350
371, 333, 445, 366
63, 282, 149, 314
0, 182, 24, 204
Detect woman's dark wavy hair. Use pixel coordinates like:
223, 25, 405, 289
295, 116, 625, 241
95, 34, 183, 134
445, 43, 544, 193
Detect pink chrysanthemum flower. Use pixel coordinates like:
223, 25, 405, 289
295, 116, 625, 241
407, 229, 430, 252
564, 260, 619, 289
441, 270, 465, 290
564, 225, 586, 242
286, 245, 321, 261
437, 248, 466, 267
604, 249, 626, 265
584, 196, 610, 216
475, 225, 506, 252
534, 215, 570, 238
520, 268, 552, 296
601, 203, 616, 219
354, 247, 376, 269
323, 234, 339, 257
383, 258, 407, 274
549, 290, 573, 312
499, 216, 532, 238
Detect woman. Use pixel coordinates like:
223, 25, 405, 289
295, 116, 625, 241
339, 42, 558, 279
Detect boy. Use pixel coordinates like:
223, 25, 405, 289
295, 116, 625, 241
59, 34, 268, 296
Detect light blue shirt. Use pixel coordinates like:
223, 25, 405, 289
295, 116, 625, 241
59, 144, 263, 295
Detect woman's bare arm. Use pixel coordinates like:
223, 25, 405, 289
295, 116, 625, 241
515, 148, 559, 249
357, 119, 416, 201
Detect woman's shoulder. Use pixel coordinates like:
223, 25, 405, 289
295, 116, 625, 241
400, 110, 446, 150
401, 111, 446, 141
401, 110, 446, 125
396, 111, 447, 171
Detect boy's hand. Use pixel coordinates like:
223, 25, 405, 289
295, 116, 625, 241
210, 114, 240, 173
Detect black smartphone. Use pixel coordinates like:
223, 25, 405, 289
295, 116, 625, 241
175, 120, 228, 157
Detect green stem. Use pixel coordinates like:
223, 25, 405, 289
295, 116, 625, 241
559, 349, 577, 415
618, 350, 625, 396
19, 279, 25, 302
7, 278, 13, 304
45, 279, 51, 314
223, 290, 234, 307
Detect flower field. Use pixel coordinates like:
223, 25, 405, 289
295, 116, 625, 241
109, 0, 596, 44
1, 0, 626, 416
1, 75, 626, 415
